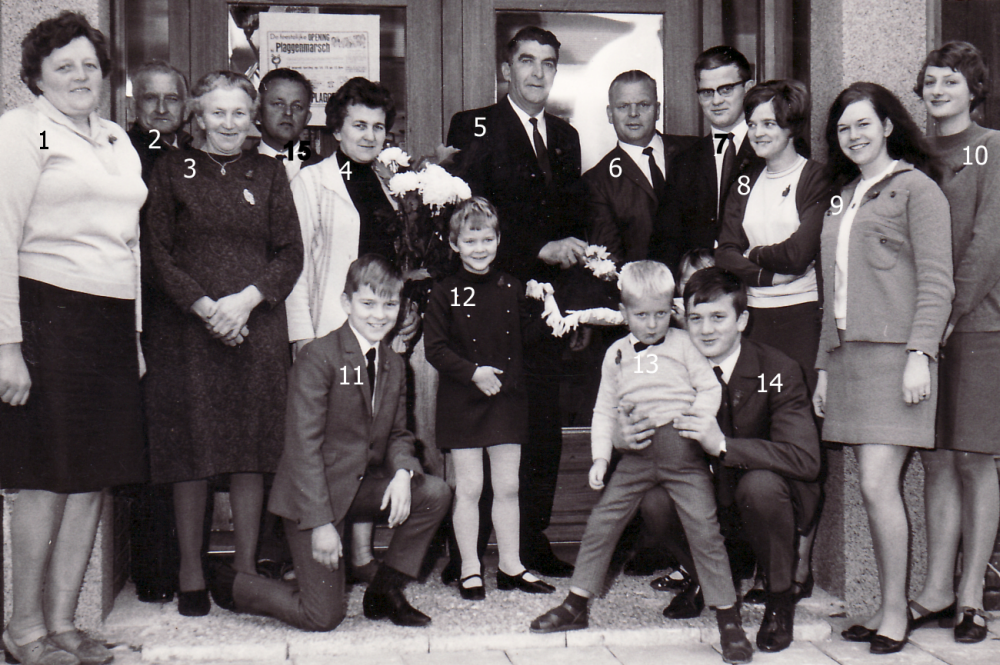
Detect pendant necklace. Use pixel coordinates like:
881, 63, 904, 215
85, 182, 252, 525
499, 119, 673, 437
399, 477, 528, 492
205, 150, 243, 175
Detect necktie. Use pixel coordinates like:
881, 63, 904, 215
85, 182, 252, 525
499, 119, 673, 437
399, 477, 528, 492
713, 365, 733, 435
712, 364, 737, 506
530, 117, 553, 186
717, 132, 736, 213
365, 347, 377, 394
642, 146, 666, 198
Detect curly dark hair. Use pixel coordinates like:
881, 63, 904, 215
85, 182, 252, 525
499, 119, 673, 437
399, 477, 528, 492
324, 77, 396, 133
914, 41, 989, 113
824, 82, 944, 185
20, 11, 112, 96
744, 79, 811, 158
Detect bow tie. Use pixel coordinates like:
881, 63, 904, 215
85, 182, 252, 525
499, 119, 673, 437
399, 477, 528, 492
634, 337, 665, 352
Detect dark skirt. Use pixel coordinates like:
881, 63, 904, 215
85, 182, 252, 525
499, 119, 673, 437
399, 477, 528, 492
822, 340, 937, 448
936, 331, 1000, 454
0, 278, 144, 492
747, 301, 821, 392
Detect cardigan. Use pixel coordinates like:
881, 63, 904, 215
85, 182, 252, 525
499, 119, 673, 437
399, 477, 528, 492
929, 124, 1000, 332
0, 96, 147, 344
285, 155, 362, 342
815, 162, 953, 369
715, 158, 834, 291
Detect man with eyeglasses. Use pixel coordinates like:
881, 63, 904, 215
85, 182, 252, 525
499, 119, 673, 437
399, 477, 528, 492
257, 68, 322, 180
650, 46, 761, 272
586, 70, 695, 265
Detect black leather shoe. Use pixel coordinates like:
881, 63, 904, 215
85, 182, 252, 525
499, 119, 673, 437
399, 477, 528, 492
207, 562, 237, 612
717, 606, 754, 664
743, 588, 767, 605
347, 560, 379, 585
841, 624, 875, 642
497, 569, 555, 594
663, 580, 704, 619
530, 603, 589, 633
136, 585, 174, 603
756, 599, 794, 652
523, 553, 574, 578
177, 589, 210, 617
650, 569, 690, 592
459, 575, 485, 601
907, 599, 956, 630
363, 586, 431, 627
869, 632, 907, 654
954, 607, 988, 644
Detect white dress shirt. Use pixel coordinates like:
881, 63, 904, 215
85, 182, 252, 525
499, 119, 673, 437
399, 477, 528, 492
507, 96, 547, 154
712, 120, 749, 203
348, 323, 378, 403
258, 139, 305, 181
618, 133, 665, 187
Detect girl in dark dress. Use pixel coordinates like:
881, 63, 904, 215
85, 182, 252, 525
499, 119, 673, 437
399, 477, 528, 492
424, 197, 554, 600
142, 71, 303, 616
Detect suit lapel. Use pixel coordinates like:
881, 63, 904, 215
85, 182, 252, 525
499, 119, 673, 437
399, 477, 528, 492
339, 326, 372, 416
499, 98, 541, 171
615, 145, 656, 202
372, 342, 392, 418
695, 136, 719, 204
728, 343, 762, 417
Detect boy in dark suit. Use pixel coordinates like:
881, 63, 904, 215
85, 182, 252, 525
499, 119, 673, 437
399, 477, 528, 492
210, 255, 451, 630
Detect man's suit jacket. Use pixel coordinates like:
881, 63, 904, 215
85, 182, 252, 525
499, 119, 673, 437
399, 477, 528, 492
718, 339, 821, 532
447, 97, 586, 284
269, 323, 423, 531
650, 133, 762, 272
585, 134, 697, 264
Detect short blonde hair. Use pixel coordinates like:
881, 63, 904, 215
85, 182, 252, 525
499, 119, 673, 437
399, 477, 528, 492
619, 260, 675, 306
448, 196, 500, 244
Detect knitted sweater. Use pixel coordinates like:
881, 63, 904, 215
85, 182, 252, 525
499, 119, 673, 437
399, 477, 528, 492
0, 96, 147, 344
930, 123, 1000, 332
591, 327, 721, 462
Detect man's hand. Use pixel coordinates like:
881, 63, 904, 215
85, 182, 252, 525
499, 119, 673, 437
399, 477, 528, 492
615, 401, 654, 450
381, 469, 412, 528
311, 523, 342, 570
472, 366, 503, 396
673, 414, 726, 456
588, 459, 609, 490
538, 237, 588, 269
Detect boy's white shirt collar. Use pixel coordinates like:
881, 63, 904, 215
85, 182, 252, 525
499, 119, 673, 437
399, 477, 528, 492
714, 343, 742, 384
348, 322, 377, 358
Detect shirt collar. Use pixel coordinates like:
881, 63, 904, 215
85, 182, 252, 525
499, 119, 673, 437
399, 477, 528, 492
714, 343, 742, 383
348, 323, 377, 357
619, 132, 663, 159
257, 140, 284, 159
34, 94, 109, 146
712, 119, 748, 154
507, 95, 546, 138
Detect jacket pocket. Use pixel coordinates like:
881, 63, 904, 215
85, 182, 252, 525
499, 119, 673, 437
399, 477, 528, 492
863, 229, 904, 270
868, 187, 908, 219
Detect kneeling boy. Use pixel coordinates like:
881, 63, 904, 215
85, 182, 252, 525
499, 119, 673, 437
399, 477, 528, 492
213, 255, 451, 630
530, 260, 753, 664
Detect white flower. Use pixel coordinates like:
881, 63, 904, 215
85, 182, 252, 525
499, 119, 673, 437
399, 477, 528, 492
525, 280, 553, 301
585, 245, 611, 261
388, 171, 421, 196
377, 147, 411, 173
418, 163, 472, 210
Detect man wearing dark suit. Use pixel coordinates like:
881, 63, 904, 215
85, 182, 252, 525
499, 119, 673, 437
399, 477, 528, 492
586, 70, 694, 265
255, 68, 323, 181
127, 59, 191, 604
650, 46, 763, 272
215, 256, 451, 630
625, 268, 821, 653
446, 26, 587, 577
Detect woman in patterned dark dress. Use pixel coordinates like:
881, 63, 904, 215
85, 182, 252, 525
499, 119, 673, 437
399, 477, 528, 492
142, 71, 303, 617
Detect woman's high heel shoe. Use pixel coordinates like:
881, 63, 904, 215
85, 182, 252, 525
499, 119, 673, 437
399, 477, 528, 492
47, 632, 111, 665
3, 630, 78, 665
907, 599, 956, 630
954, 607, 988, 644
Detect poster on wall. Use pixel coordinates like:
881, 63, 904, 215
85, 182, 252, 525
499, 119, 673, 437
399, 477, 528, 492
259, 13, 380, 125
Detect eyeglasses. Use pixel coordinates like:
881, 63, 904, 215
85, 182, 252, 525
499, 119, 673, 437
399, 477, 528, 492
696, 81, 747, 100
